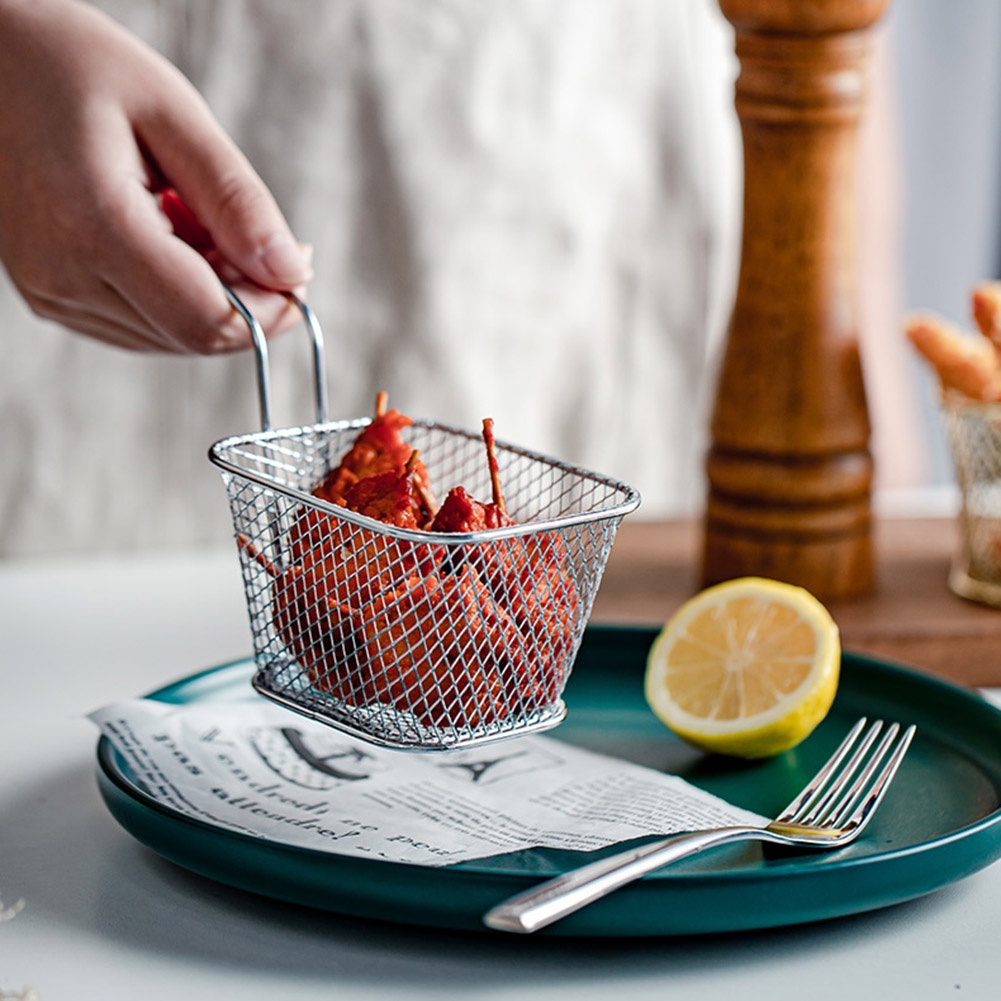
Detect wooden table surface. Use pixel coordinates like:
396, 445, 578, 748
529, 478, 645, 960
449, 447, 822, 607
590, 516, 1001, 688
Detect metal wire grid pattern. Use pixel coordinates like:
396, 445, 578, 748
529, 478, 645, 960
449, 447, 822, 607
944, 399, 1001, 594
211, 419, 640, 749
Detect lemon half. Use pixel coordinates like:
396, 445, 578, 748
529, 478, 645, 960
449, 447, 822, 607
644, 577, 841, 759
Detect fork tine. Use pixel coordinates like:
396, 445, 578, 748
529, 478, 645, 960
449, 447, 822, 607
818, 722, 900, 828
795, 719, 885, 826
778, 717, 868, 824
830, 724, 916, 834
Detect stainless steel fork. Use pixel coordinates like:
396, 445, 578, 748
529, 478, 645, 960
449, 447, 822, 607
483, 717, 916, 934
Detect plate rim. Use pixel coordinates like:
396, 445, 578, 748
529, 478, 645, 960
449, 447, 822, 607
94, 628, 1001, 933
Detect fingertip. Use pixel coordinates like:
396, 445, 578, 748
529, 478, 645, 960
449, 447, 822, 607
257, 234, 315, 287
218, 281, 306, 348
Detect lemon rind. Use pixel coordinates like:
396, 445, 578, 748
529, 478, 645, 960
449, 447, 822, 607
644, 577, 841, 755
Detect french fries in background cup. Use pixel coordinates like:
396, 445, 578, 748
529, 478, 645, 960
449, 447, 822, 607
907, 283, 1001, 606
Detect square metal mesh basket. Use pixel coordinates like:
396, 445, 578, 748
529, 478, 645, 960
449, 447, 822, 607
209, 290, 640, 750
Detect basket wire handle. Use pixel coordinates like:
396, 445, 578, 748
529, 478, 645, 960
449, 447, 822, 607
223, 284, 328, 431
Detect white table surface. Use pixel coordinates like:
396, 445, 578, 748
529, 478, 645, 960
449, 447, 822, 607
2, 548, 1000, 1001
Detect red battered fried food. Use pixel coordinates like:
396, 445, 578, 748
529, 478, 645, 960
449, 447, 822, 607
341, 451, 426, 528
278, 455, 444, 694
428, 419, 513, 534
429, 484, 514, 534
287, 515, 440, 620
272, 563, 356, 698
290, 450, 440, 585
347, 566, 533, 729
489, 532, 578, 702
428, 418, 577, 706
313, 391, 436, 523
247, 450, 445, 701
252, 408, 577, 730
238, 536, 358, 700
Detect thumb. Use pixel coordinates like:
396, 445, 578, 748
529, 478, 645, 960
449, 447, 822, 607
137, 74, 313, 289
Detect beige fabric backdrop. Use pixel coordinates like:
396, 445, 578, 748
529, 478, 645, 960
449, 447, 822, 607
0, 0, 744, 558
9, 2, 940, 560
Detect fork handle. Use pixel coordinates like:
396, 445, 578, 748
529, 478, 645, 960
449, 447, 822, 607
482, 825, 771, 934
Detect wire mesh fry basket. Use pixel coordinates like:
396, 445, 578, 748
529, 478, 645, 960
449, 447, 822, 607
210, 290, 641, 750
942, 393, 1001, 607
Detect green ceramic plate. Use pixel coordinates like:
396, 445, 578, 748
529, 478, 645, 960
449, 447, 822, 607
95, 626, 1001, 937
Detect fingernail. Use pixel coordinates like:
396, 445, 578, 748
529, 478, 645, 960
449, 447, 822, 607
216, 261, 245, 284
260, 234, 314, 284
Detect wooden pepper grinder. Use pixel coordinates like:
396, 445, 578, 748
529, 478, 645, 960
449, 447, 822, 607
702, 0, 889, 600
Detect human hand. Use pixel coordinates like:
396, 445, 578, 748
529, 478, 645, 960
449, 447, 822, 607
0, 0, 314, 353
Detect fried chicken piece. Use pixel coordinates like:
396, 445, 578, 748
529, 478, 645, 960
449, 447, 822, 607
429, 420, 512, 533
345, 566, 533, 729
289, 451, 441, 597
905, 312, 1001, 401
272, 561, 357, 698
238, 536, 359, 699
488, 532, 578, 703
250, 454, 444, 698
429, 484, 514, 534
972, 282, 1001, 353
429, 419, 577, 707
341, 452, 426, 528
252, 410, 575, 728
313, 391, 436, 524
